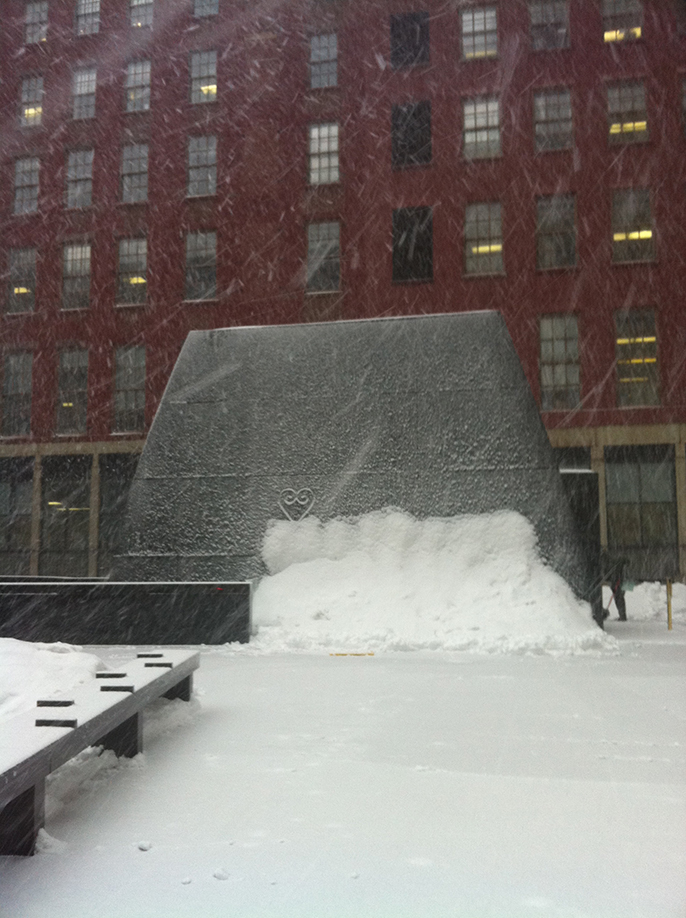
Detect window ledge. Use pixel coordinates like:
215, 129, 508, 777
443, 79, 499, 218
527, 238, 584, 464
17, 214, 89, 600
115, 301, 146, 308
464, 272, 507, 279
391, 278, 433, 286
110, 430, 146, 437
305, 289, 341, 296
182, 298, 218, 305
611, 259, 656, 266
3, 311, 34, 318
186, 193, 217, 201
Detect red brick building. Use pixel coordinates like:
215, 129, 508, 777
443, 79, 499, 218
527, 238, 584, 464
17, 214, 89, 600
1, 0, 685, 579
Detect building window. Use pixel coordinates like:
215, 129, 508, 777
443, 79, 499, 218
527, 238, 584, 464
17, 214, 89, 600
25, 2, 48, 44
117, 238, 147, 304
539, 315, 579, 410
55, 349, 88, 435
7, 248, 36, 314
190, 50, 217, 104
608, 81, 647, 143
188, 136, 217, 196
534, 89, 573, 151
536, 195, 576, 269
121, 143, 149, 203
2, 353, 32, 437
307, 222, 340, 292
463, 96, 501, 159
73, 67, 96, 119
464, 202, 503, 275
76, 0, 100, 35
20, 76, 44, 128
98, 454, 139, 577
602, 0, 642, 41
390, 11, 430, 69
391, 101, 432, 169
126, 61, 151, 113
529, 0, 570, 50
605, 445, 677, 580
62, 243, 91, 310
194, 0, 218, 15
392, 207, 433, 283
66, 149, 94, 209
0, 458, 33, 576
461, 6, 497, 59
130, 0, 152, 28
612, 188, 653, 262
39, 455, 91, 577
185, 231, 217, 300
615, 310, 658, 406
310, 34, 337, 89
113, 346, 146, 432
14, 157, 40, 215
309, 123, 339, 184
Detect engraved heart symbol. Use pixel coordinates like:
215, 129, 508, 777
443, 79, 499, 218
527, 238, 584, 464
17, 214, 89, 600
279, 488, 315, 521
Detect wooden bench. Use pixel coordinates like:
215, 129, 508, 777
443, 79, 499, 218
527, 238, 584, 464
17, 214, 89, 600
0, 649, 199, 856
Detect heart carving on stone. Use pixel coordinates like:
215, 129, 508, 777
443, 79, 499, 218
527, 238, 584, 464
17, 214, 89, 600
279, 488, 315, 522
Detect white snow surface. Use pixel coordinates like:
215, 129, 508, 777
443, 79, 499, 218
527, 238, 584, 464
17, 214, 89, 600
0, 639, 104, 722
253, 510, 613, 655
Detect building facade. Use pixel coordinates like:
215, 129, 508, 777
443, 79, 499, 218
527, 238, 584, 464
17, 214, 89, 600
1, 0, 685, 580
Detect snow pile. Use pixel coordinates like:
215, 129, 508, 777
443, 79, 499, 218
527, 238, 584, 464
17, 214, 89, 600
252, 509, 615, 655
0, 638, 104, 723
604, 580, 686, 624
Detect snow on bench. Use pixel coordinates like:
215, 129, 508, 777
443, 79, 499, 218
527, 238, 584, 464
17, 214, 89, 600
0, 649, 199, 856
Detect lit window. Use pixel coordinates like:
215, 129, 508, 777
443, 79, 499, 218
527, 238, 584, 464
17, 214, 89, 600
190, 51, 217, 104
14, 157, 40, 215
464, 202, 503, 275
392, 207, 433, 283
121, 144, 149, 203
536, 195, 576, 269
392, 101, 432, 168
55, 349, 88, 435
76, 0, 100, 36
608, 81, 647, 142
310, 34, 337, 89
194, 0, 218, 15
66, 150, 93, 209
62, 244, 91, 310
126, 61, 151, 112
463, 96, 500, 159
307, 223, 340, 291
7, 248, 36, 314
188, 136, 217, 196
185, 231, 217, 300
130, 0, 152, 28
25, 2, 48, 44
540, 314, 579, 410
612, 188, 653, 262
113, 346, 145, 433
309, 123, 339, 185
461, 6, 497, 59
73, 68, 96, 119
390, 11, 430, 68
20, 76, 43, 128
534, 88, 573, 151
117, 239, 147, 304
615, 310, 658, 406
529, 0, 569, 50
2, 353, 33, 437
602, 0, 642, 41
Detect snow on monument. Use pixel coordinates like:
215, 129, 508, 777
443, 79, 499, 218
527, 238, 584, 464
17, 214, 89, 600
114, 312, 594, 603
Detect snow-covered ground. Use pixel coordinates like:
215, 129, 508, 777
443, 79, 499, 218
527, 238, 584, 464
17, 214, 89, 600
1, 512, 685, 916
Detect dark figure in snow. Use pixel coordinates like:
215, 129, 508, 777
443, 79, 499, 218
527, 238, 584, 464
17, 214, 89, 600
601, 550, 628, 621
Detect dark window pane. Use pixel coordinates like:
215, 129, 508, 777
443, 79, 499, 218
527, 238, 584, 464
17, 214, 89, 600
392, 207, 433, 282
392, 101, 432, 168
390, 12, 430, 68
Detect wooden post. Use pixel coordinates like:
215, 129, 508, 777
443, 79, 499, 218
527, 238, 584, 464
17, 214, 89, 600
667, 580, 673, 631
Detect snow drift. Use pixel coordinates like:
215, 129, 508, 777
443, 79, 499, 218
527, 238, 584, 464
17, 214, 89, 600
252, 509, 614, 655
0, 639, 104, 723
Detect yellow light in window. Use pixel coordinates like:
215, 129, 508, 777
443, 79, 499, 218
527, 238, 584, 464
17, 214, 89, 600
604, 25, 641, 41
62, 402, 74, 408
464, 50, 496, 59
201, 84, 217, 95
616, 336, 656, 345
48, 501, 63, 507
13, 286, 30, 295
23, 106, 42, 119
619, 376, 648, 383
613, 230, 652, 242
631, 26, 641, 38
611, 121, 647, 134
68, 507, 90, 512
128, 276, 146, 285
471, 243, 502, 254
